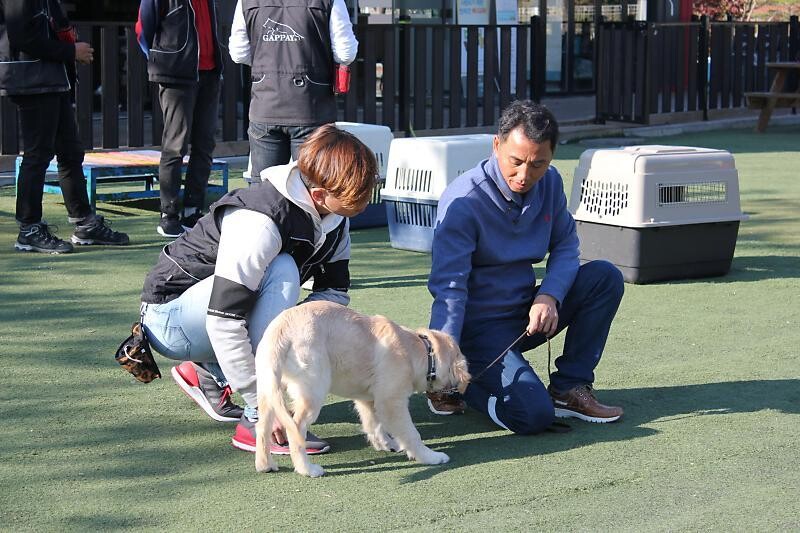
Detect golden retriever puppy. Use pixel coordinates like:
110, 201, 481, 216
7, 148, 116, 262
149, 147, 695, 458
254, 300, 470, 478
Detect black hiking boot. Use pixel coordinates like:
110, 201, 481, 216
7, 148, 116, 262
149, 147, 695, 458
15, 222, 73, 254
71, 215, 130, 246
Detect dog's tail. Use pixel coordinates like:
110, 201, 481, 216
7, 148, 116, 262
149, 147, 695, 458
254, 313, 306, 472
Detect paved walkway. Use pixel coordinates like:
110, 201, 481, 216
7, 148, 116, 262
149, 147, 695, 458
1, 96, 797, 184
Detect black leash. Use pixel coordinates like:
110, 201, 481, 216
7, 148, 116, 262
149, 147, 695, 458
470, 330, 570, 433
470, 330, 530, 382
472, 330, 555, 383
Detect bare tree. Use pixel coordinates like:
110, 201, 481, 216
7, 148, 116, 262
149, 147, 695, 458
741, 0, 765, 21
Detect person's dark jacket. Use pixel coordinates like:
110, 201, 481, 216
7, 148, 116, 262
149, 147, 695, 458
0, 0, 75, 96
136, 0, 223, 84
242, 0, 336, 125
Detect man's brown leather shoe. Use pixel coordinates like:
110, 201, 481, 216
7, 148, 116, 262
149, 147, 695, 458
426, 390, 466, 415
548, 384, 623, 423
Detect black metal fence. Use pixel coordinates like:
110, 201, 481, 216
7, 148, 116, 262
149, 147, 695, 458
0, 18, 548, 155
596, 15, 800, 124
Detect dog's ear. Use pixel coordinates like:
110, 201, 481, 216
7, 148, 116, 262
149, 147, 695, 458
452, 355, 471, 393
427, 330, 471, 390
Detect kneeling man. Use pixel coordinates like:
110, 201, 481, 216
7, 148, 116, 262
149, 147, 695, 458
427, 100, 624, 433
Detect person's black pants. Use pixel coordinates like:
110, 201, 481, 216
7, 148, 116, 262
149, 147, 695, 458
157, 70, 220, 217
12, 91, 91, 225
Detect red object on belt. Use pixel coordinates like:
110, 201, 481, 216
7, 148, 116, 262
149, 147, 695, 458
56, 26, 77, 44
191, 0, 216, 71
333, 64, 350, 95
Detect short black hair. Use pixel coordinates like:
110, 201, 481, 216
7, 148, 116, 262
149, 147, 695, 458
497, 100, 559, 150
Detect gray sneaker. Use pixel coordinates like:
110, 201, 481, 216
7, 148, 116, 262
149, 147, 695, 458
231, 414, 331, 455
171, 361, 243, 422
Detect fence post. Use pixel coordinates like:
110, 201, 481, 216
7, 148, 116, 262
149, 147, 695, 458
126, 27, 145, 147
643, 23, 652, 123
594, 16, 605, 124
698, 15, 709, 121
75, 23, 93, 150
530, 16, 546, 103
398, 24, 411, 135
100, 26, 120, 149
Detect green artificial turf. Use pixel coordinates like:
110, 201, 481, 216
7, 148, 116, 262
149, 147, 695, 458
0, 125, 798, 531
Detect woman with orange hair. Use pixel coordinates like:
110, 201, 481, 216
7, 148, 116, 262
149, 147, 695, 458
139, 124, 377, 455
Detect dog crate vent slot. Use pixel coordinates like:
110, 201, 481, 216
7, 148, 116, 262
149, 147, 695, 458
578, 178, 630, 217
657, 181, 726, 206
392, 200, 436, 227
394, 168, 433, 194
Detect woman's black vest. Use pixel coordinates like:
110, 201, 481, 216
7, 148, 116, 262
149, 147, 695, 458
141, 180, 348, 304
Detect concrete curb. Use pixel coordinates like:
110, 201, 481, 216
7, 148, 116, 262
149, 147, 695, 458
2, 114, 797, 187
623, 113, 800, 138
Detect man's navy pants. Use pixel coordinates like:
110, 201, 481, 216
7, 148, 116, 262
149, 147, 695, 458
460, 260, 624, 434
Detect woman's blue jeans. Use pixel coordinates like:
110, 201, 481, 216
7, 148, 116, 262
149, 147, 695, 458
141, 253, 300, 394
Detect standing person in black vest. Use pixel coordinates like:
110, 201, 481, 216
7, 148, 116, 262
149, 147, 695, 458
136, 0, 223, 238
0, 0, 130, 253
228, 0, 357, 182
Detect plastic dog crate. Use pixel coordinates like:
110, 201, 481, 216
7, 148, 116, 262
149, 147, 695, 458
381, 134, 494, 252
336, 122, 394, 229
568, 145, 747, 283
243, 122, 393, 229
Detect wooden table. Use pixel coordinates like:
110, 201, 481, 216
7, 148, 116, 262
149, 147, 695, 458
744, 62, 800, 133
16, 150, 229, 210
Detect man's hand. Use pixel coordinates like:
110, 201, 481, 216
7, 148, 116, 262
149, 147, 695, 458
75, 42, 94, 64
527, 293, 559, 337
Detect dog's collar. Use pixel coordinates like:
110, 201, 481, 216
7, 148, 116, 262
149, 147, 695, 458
418, 334, 436, 388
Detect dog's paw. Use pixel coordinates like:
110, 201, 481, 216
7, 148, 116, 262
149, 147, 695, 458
255, 457, 279, 473
298, 463, 325, 478
416, 450, 450, 465
369, 432, 400, 452
385, 434, 402, 452
366, 434, 389, 452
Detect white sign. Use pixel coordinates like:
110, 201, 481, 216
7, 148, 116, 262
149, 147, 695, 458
495, 0, 519, 25
457, 0, 490, 25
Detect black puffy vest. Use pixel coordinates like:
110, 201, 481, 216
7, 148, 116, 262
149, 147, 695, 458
140, 180, 348, 304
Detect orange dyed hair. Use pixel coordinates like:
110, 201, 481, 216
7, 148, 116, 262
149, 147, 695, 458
297, 124, 378, 210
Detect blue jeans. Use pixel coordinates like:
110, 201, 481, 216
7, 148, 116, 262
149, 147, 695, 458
141, 253, 300, 399
460, 260, 624, 435
247, 123, 318, 183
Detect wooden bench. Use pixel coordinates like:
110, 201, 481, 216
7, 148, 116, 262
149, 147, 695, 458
16, 150, 229, 210
745, 62, 800, 133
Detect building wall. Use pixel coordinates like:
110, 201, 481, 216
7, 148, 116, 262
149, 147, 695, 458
64, 0, 241, 22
